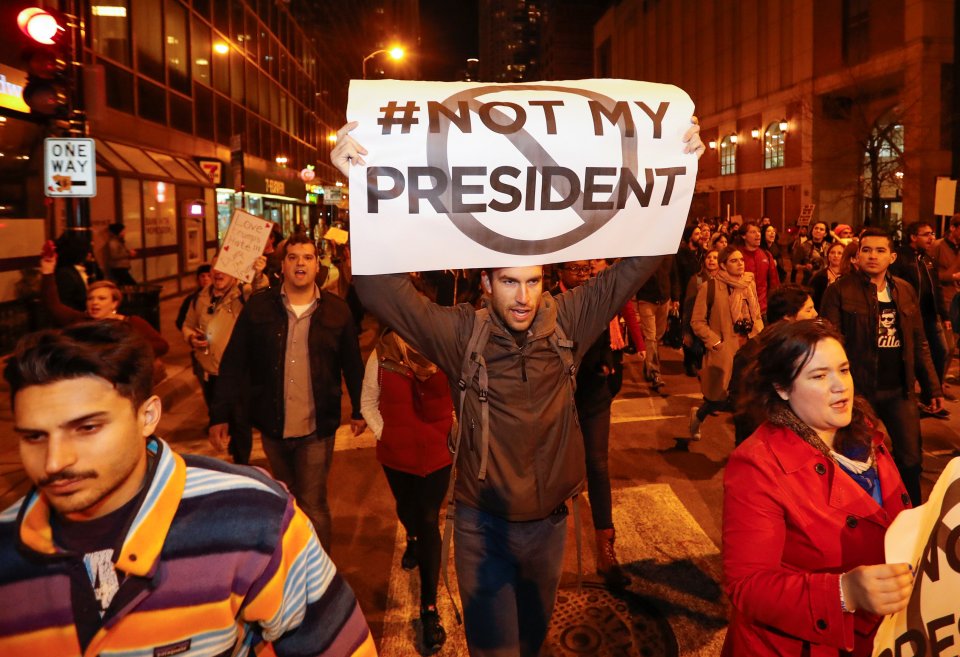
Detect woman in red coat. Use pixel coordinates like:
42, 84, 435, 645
723, 320, 914, 656
360, 326, 453, 655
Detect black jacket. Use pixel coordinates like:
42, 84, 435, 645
211, 286, 364, 439
820, 272, 941, 400
636, 256, 680, 304
550, 284, 621, 417
891, 244, 948, 322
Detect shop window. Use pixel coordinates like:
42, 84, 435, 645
143, 180, 177, 248
191, 16, 211, 86
137, 77, 167, 125
165, 0, 189, 94
764, 122, 785, 169
91, 0, 131, 66
720, 135, 736, 175
121, 178, 144, 251
133, 0, 164, 81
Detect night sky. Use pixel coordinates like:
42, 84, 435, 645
417, 0, 479, 81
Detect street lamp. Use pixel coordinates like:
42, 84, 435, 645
362, 46, 405, 79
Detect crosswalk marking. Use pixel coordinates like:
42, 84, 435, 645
610, 484, 727, 656
379, 484, 726, 656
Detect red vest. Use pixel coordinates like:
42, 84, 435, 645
376, 365, 453, 476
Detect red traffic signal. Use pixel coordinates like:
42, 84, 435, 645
17, 8, 66, 45
18, 8, 70, 117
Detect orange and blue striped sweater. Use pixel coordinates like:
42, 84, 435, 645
0, 437, 377, 657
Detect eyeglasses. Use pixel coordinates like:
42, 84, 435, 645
563, 265, 591, 275
917, 231, 934, 237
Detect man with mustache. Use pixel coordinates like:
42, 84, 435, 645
0, 320, 374, 656
332, 117, 704, 657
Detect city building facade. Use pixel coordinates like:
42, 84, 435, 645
594, 0, 956, 233
0, 0, 367, 306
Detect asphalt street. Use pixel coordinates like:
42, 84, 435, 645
2, 292, 959, 656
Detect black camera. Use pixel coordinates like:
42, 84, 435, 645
733, 317, 754, 336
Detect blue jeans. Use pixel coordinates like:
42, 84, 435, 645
454, 504, 568, 657
261, 433, 335, 550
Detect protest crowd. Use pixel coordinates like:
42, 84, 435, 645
4, 108, 960, 657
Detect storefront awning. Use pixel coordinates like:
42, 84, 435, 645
94, 139, 214, 186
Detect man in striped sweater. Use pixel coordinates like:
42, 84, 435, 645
0, 320, 375, 657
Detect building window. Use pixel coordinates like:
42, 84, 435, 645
91, 0, 131, 66
764, 122, 785, 169
165, 0, 189, 95
843, 0, 869, 65
720, 135, 736, 175
191, 16, 211, 86
133, 0, 164, 81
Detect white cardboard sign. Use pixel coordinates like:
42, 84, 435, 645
872, 458, 960, 656
214, 210, 273, 283
346, 79, 698, 274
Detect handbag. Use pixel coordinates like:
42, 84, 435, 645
662, 309, 683, 349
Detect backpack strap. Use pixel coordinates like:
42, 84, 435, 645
549, 320, 577, 394
439, 307, 491, 626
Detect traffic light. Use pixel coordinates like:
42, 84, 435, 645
18, 7, 70, 118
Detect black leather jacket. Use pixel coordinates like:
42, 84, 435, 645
821, 272, 941, 400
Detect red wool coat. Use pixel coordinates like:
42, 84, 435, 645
722, 422, 911, 657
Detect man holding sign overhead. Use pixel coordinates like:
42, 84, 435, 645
333, 78, 703, 656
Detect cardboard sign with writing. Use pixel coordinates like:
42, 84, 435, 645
346, 79, 698, 274
324, 226, 349, 245
872, 457, 960, 656
796, 204, 816, 227
214, 210, 273, 283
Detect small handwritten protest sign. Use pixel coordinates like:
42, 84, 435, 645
214, 210, 273, 283
872, 457, 960, 656
346, 79, 698, 274
324, 226, 349, 245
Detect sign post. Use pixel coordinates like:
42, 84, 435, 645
44, 137, 96, 197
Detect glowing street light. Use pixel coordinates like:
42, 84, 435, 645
213, 42, 230, 55
362, 46, 405, 79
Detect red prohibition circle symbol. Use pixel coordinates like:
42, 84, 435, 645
426, 84, 640, 256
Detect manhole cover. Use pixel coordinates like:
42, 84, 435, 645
545, 583, 678, 657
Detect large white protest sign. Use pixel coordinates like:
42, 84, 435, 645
214, 210, 273, 283
346, 79, 698, 274
872, 457, 960, 657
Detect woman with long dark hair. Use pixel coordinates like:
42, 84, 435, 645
722, 320, 913, 656
688, 246, 763, 439
762, 224, 786, 282
809, 241, 846, 310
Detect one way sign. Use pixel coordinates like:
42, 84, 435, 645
44, 138, 97, 198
